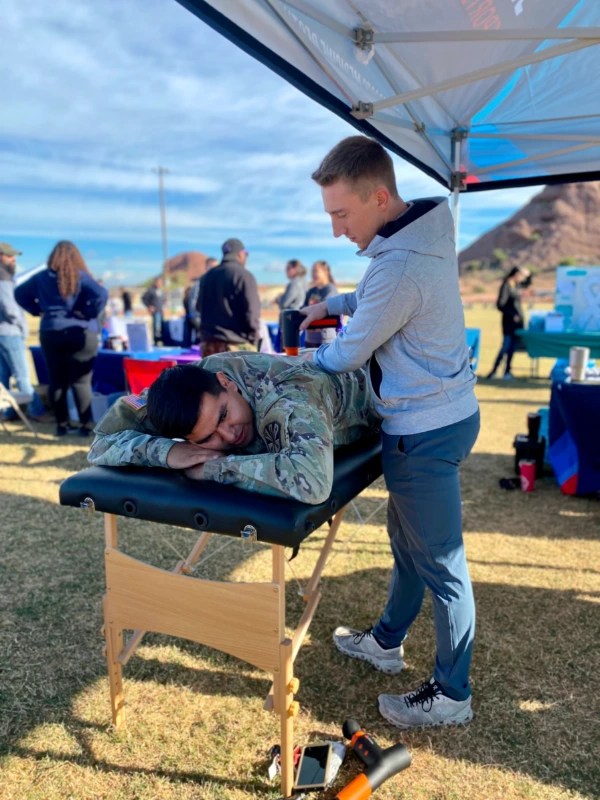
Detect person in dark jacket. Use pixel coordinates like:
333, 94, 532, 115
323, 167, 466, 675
0, 242, 46, 419
15, 240, 107, 436
276, 259, 307, 311
303, 260, 339, 347
121, 286, 133, 317
142, 277, 165, 344
486, 266, 531, 380
197, 239, 260, 357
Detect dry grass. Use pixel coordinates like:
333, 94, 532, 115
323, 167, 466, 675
1, 307, 599, 800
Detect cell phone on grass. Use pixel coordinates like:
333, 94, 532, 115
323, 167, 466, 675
293, 742, 332, 791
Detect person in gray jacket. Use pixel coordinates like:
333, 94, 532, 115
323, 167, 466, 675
276, 259, 307, 311
0, 242, 44, 419
301, 136, 479, 730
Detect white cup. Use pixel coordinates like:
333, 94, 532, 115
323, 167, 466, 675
569, 346, 589, 382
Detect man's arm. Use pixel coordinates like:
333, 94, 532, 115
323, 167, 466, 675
202, 394, 335, 504
88, 428, 175, 467
314, 262, 421, 374
327, 290, 358, 317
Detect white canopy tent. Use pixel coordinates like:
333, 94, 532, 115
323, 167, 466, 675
175, 0, 600, 232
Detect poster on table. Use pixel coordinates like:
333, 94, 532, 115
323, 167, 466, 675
555, 267, 600, 332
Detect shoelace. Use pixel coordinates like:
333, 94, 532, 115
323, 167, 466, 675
404, 680, 443, 711
352, 626, 375, 645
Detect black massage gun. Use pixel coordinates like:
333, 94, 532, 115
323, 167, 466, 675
335, 719, 411, 800
280, 308, 340, 355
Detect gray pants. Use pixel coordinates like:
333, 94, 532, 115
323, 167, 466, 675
373, 410, 480, 700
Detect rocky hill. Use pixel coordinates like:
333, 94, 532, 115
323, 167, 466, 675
459, 181, 600, 273
164, 251, 209, 285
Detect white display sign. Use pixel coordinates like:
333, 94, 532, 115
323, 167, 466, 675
555, 267, 600, 332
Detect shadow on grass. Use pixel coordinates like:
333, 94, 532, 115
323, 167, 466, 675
1, 491, 599, 798
0, 428, 92, 472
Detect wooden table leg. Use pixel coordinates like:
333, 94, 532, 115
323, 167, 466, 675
103, 514, 124, 728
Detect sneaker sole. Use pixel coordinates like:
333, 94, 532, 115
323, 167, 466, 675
333, 636, 406, 676
377, 698, 473, 729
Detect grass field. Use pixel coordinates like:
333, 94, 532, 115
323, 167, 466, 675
0, 306, 599, 800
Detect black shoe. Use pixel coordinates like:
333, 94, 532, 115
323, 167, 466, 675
485, 371, 496, 379
78, 426, 93, 438
55, 424, 68, 437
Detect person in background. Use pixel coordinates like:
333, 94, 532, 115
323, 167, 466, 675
486, 266, 531, 381
121, 286, 133, 318
142, 277, 165, 345
182, 284, 197, 348
0, 242, 46, 420
186, 257, 217, 347
15, 240, 107, 437
276, 259, 307, 310
303, 261, 339, 347
197, 239, 260, 357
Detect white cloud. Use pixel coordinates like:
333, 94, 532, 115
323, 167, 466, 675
0, 0, 545, 284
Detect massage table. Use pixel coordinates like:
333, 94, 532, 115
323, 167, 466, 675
59, 437, 383, 796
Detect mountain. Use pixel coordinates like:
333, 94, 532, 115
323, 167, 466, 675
164, 251, 209, 285
459, 181, 600, 273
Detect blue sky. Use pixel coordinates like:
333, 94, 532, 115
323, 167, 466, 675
1, 0, 542, 287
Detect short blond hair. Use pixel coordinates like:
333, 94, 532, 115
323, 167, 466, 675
312, 136, 398, 200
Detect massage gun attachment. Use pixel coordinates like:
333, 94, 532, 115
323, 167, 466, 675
280, 308, 340, 356
335, 719, 411, 800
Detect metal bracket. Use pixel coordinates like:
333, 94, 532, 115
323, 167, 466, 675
240, 524, 258, 549
450, 171, 468, 191
80, 497, 95, 521
351, 101, 374, 119
353, 25, 374, 49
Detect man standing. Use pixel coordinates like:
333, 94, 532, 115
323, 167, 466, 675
197, 239, 260, 357
187, 256, 218, 341
121, 286, 133, 318
301, 136, 479, 729
142, 277, 165, 344
0, 242, 45, 419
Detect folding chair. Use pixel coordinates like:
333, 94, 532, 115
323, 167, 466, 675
122, 358, 177, 395
0, 383, 38, 437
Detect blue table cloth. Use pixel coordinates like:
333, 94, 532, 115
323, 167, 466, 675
30, 346, 185, 394
548, 381, 600, 496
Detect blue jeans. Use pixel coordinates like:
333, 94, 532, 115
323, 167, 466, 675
0, 335, 45, 418
152, 312, 163, 344
491, 333, 517, 375
373, 411, 480, 701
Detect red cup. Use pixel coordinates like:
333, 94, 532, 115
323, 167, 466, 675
519, 460, 536, 492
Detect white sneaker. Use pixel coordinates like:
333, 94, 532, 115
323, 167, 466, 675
333, 626, 405, 675
378, 679, 473, 729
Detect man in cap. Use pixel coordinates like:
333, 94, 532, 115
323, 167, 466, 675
0, 242, 46, 420
88, 351, 378, 504
197, 238, 260, 357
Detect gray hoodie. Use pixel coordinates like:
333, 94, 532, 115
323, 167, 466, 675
314, 198, 477, 435
0, 265, 28, 338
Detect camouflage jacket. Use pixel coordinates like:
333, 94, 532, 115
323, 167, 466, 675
88, 352, 379, 504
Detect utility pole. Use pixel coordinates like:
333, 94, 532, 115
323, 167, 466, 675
153, 166, 170, 310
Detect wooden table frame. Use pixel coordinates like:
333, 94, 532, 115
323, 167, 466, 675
101, 507, 346, 797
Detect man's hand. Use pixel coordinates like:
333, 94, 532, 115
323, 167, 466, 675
299, 349, 315, 362
166, 441, 225, 469
299, 301, 328, 332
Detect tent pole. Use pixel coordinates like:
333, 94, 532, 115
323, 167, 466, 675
451, 132, 464, 248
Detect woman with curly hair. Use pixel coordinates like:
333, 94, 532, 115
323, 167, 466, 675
15, 241, 107, 436
303, 260, 339, 347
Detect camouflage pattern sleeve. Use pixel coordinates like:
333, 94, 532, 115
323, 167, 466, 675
87, 392, 175, 468
202, 393, 334, 505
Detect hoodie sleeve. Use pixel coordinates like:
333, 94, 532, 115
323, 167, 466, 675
314, 261, 421, 374
73, 273, 108, 320
327, 290, 358, 317
14, 276, 41, 317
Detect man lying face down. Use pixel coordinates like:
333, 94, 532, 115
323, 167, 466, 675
88, 352, 379, 504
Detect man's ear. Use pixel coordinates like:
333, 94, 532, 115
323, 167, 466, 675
375, 187, 390, 211
216, 371, 238, 392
